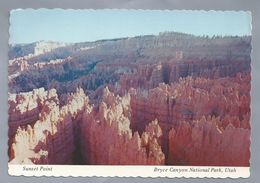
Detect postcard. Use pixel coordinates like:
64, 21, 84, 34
8, 9, 251, 178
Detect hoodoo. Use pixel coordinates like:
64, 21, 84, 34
8, 32, 251, 166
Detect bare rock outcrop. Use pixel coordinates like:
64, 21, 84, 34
81, 87, 165, 165
129, 73, 250, 131
8, 72, 250, 166
127, 73, 250, 165
168, 116, 250, 166
8, 33, 251, 166
8, 88, 59, 138
9, 88, 87, 164
119, 60, 250, 92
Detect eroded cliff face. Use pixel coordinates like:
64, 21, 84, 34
129, 73, 250, 131
81, 87, 165, 165
9, 88, 87, 164
9, 33, 251, 94
168, 116, 250, 166
128, 73, 250, 165
9, 87, 165, 165
119, 60, 250, 92
8, 33, 251, 166
8, 88, 59, 138
9, 72, 250, 166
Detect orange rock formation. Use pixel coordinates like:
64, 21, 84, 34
8, 33, 251, 166
81, 87, 165, 165
9, 88, 87, 164
9, 73, 250, 166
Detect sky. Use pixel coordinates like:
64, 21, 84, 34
9, 9, 252, 44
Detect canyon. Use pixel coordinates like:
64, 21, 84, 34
8, 32, 251, 166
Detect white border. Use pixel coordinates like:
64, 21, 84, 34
8, 165, 250, 178
7, 9, 252, 179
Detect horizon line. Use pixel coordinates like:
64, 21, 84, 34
10, 31, 252, 46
